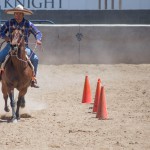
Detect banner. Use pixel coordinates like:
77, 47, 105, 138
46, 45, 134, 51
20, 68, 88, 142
0, 0, 150, 10
0, 0, 99, 10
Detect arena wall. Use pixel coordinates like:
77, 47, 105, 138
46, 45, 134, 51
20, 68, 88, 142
29, 25, 150, 64
1, 10, 150, 24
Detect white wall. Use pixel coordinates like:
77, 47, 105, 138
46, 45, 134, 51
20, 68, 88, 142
122, 0, 150, 10
68, 0, 98, 10
100, 0, 150, 10
0, 0, 150, 10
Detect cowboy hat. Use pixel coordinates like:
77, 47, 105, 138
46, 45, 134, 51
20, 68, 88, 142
4, 5, 33, 15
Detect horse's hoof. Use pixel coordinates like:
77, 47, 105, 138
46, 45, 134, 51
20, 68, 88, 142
10, 117, 18, 123
20, 103, 25, 108
20, 99, 25, 108
17, 118, 20, 121
4, 106, 10, 112
16, 116, 20, 120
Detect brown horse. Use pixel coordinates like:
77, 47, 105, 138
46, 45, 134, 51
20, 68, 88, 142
1, 29, 34, 123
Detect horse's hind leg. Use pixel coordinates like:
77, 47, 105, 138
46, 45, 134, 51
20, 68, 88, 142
2, 85, 10, 112
16, 88, 27, 119
20, 96, 25, 108
4, 95, 10, 112
16, 96, 25, 120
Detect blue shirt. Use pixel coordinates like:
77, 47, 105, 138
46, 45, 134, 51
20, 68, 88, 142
0, 18, 42, 45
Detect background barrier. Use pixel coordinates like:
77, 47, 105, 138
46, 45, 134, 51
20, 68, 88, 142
31, 25, 150, 64
1, 25, 150, 64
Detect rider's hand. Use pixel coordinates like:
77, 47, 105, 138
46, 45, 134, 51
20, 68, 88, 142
36, 40, 42, 45
4, 36, 10, 42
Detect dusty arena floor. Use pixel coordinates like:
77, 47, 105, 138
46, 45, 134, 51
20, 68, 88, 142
0, 64, 150, 150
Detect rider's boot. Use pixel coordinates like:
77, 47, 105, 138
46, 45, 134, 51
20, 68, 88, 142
31, 76, 39, 88
27, 59, 39, 88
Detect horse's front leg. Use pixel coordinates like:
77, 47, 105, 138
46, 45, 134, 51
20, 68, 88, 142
9, 89, 17, 123
16, 88, 27, 120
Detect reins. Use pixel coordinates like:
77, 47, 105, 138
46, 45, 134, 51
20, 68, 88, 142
28, 42, 37, 59
0, 40, 6, 50
28, 42, 44, 51
26, 42, 44, 59
10, 52, 28, 63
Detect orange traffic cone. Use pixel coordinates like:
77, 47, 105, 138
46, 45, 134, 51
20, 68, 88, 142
93, 79, 101, 113
82, 76, 92, 103
96, 86, 108, 119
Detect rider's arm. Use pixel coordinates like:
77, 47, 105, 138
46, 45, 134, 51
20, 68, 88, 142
0, 21, 9, 40
29, 21, 42, 42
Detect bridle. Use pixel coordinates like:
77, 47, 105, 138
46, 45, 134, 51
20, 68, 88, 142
10, 29, 28, 63
10, 29, 24, 48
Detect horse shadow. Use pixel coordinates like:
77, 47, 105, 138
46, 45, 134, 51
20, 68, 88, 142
0, 113, 32, 123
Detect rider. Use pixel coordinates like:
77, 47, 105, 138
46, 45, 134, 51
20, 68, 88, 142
0, 5, 42, 88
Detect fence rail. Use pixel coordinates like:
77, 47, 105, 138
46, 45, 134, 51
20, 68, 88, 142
1, 20, 55, 24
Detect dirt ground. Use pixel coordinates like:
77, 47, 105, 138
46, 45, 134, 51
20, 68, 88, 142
0, 64, 150, 150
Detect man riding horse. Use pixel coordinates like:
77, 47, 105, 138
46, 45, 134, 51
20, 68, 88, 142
0, 5, 42, 88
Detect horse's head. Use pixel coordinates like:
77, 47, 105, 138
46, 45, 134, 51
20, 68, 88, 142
11, 29, 24, 46
10, 29, 26, 58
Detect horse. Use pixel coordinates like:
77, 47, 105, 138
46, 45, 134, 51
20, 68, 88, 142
1, 29, 34, 123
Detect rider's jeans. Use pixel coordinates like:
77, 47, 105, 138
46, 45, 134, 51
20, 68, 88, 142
0, 43, 39, 76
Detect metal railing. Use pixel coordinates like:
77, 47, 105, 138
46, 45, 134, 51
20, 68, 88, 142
1, 19, 55, 24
